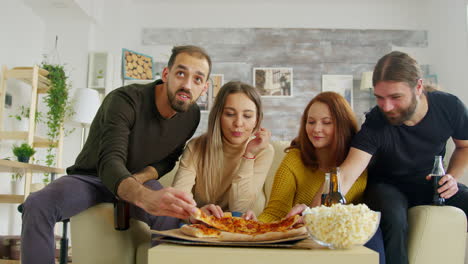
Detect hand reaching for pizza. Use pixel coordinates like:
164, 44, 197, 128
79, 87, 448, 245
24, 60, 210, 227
189, 204, 223, 224
241, 210, 257, 221
244, 127, 271, 158
138, 187, 197, 219
117, 177, 196, 219
285, 203, 307, 224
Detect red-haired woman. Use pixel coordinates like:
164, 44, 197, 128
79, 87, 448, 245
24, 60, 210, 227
247, 91, 385, 263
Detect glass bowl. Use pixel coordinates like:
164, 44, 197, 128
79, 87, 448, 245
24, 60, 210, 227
302, 204, 380, 249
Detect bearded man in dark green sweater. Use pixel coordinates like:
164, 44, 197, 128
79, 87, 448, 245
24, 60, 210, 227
21, 45, 212, 264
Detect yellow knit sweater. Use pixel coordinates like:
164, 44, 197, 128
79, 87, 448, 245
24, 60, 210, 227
258, 148, 367, 223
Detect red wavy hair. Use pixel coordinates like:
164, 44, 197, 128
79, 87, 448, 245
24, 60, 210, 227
287, 92, 358, 170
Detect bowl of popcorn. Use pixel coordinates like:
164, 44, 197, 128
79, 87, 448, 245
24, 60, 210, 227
302, 203, 380, 249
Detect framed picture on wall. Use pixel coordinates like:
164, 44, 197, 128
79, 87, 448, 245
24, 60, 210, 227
122, 48, 154, 80
196, 74, 224, 112
87, 52, 109, 92
322, 74, 354, 108
196, 93, 209, 111
210, 74, 224, 101
253, 68, 293, 97
424, 74, 438, 85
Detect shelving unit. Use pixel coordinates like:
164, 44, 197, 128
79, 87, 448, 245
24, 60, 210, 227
0, 259, 64, 264
0, 259, 20, 264
0, 159, 64, 203
0, 65, 65, 203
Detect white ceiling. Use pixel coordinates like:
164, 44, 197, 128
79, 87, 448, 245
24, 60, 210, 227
21, 0, 93, 21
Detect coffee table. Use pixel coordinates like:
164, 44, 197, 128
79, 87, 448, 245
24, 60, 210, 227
148, 242, 378, 264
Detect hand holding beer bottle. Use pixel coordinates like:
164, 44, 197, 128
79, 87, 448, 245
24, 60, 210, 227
323, 167, 346, 206
430, 156, 446, 206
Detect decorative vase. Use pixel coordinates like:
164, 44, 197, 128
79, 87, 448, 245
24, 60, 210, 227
10, 180, 22, 195
96, 78, 105, 88
12, 118, 29, 131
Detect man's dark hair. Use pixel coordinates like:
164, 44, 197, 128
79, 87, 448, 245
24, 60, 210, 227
167, 45, 212, 79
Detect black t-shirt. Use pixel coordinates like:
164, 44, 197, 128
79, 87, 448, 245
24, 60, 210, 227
352, 91, 468, 188
67, 80, 200, 195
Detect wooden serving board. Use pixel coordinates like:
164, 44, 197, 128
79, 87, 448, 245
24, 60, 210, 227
151, 228, 325, 249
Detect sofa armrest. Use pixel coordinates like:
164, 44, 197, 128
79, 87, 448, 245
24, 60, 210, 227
70, 203, 151, 264
408, 205, 467, 264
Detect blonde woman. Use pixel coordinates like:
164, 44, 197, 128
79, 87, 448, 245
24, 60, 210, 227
172, 81, 274, 217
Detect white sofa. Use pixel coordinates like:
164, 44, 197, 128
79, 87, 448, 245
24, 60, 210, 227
70, 141, 467, 264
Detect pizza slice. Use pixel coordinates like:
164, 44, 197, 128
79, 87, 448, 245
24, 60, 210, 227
180, 223, 307, 242
191, 208, 301, 234
180, 224, 221, 238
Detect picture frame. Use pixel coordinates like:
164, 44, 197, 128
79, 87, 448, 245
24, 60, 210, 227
87, 52, 109, 91
322, 74, 354, 108
122, 48, 154, 80
196, 88, 210, 111
196, 74, 224, 112
210, 74, 224, 102
253, 68, 293, 97
424, 74, 438, 85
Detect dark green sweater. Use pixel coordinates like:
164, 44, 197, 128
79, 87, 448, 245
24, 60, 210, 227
67, 80, 200, 195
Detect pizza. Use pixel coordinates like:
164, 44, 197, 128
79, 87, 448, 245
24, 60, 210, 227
180, 224, 221, 238
180, 209, 307, 242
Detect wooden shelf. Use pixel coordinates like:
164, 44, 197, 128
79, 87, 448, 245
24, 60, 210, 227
7, 67, 50, 92
0, 65, 65, 206
0, 131, 57, 147
0, 194, 24, 204
0, 160, 64, 204
0, 259, 20, 264
0, 159, 64, 174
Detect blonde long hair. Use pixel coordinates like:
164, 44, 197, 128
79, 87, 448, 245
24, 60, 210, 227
192, 81, 263, 201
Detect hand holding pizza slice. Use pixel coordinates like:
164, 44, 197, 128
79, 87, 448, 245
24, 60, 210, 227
188, 204, 225, 224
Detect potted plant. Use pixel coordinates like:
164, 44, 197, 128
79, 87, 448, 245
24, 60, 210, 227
41, 63, 74, 183
12, 143, 36, 163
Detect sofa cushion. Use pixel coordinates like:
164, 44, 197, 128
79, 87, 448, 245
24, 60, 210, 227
263, 141, 289, 203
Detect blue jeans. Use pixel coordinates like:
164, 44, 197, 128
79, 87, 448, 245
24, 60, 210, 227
364, 227, 386, 264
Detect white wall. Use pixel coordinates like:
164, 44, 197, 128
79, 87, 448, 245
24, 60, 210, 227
99, 0, 468, 180
0, 0, 92, 235
0, 0, 47, 236
421, 0, 468, 183
1, 0, 467, 235
97, 0, 468, 105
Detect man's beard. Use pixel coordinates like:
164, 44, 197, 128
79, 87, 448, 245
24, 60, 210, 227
167, 86, 195, 113
382, 92, 418, 125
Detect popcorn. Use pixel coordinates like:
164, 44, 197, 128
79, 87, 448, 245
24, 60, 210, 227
302, 204, 380, 249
